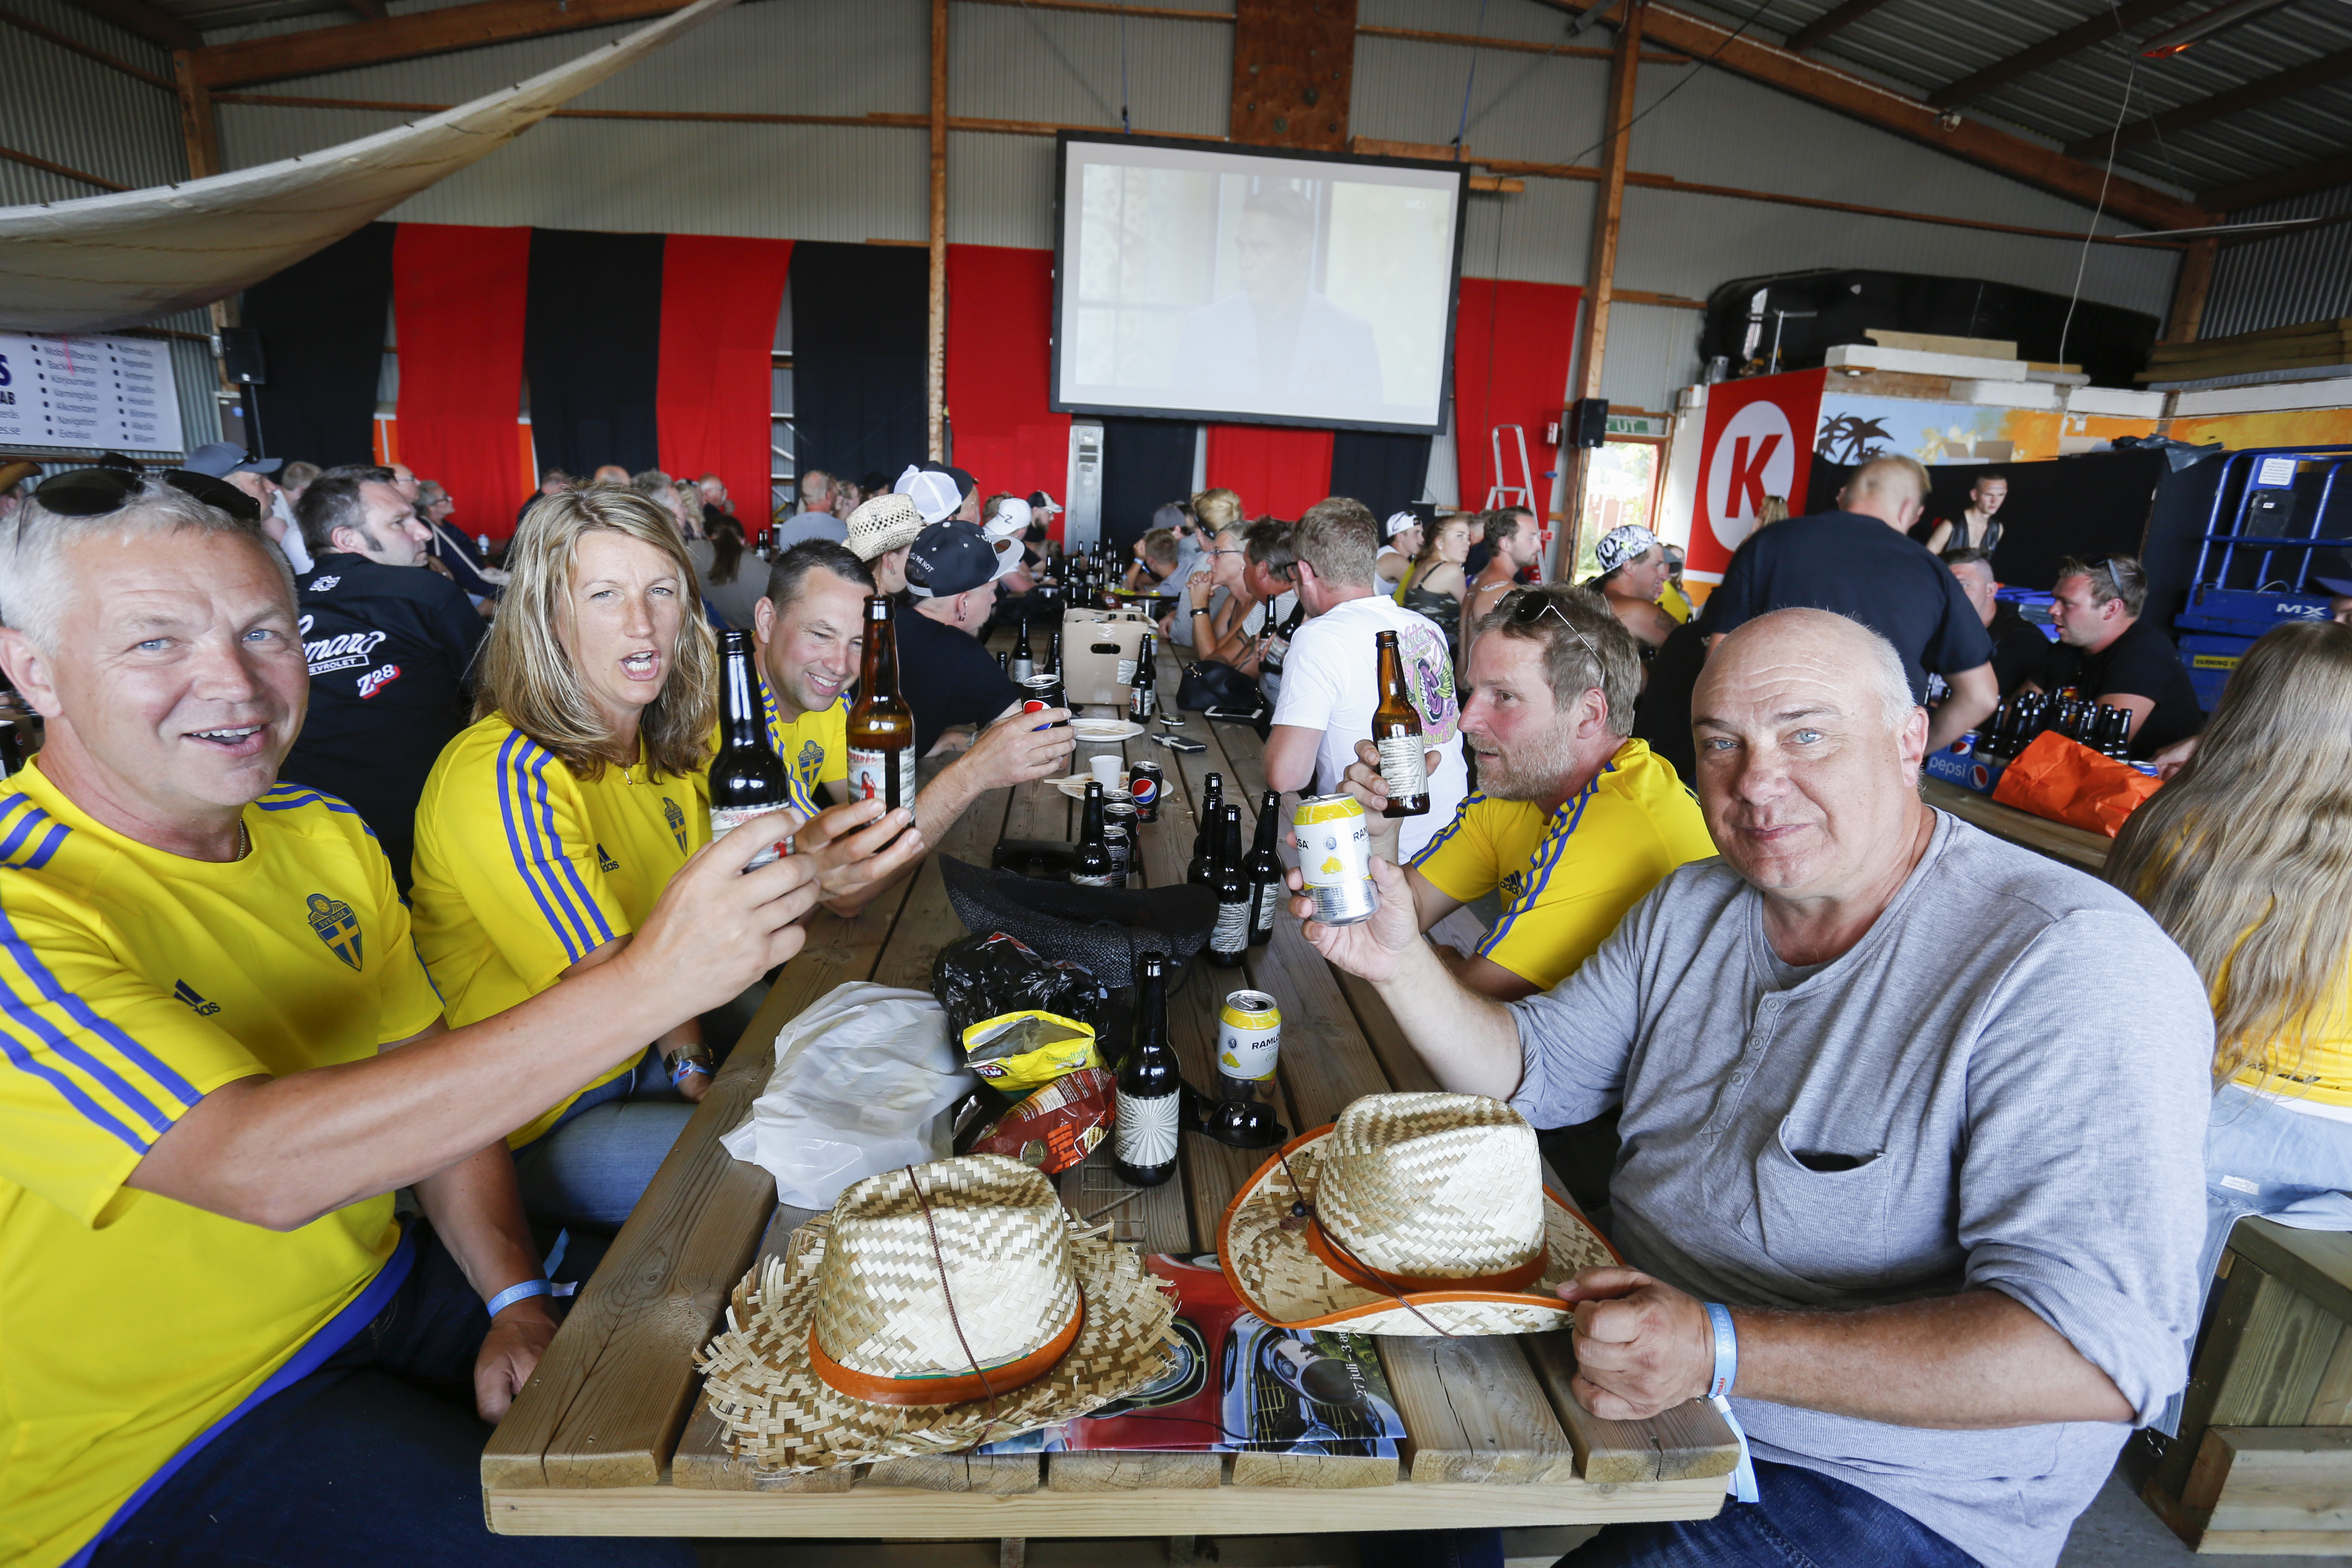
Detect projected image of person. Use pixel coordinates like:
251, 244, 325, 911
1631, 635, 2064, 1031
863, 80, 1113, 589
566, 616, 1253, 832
1172, 187, 1383, 405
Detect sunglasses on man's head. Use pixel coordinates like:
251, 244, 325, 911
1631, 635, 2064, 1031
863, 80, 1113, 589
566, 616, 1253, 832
31, 465, 262, 525
1501, 588, 1605, 662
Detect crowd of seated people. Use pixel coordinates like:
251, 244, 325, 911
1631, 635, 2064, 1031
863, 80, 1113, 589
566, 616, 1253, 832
12, 422, 2352, 1568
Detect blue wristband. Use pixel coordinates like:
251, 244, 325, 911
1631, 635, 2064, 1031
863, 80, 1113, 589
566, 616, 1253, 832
486, 1278, 554, 1319
1702, 1302, 1761, 1505
668, 1054, 714, 1088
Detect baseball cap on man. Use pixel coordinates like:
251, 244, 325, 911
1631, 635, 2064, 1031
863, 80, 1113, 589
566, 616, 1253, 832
1027, 491, 1063, 518
1594, 523, 1661, 576
926, 461, 978, 505
984, 496, 1032, 543
1383, 511, 1421, 541
895, 464, 963, 524
845, 493, 924, 562
183, 441, 282, 477
905, 520, 1020, 598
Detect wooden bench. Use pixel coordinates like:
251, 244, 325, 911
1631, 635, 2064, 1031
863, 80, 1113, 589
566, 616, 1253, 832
481, 645, 1740, 1549
2144, 1219, 2352, 1553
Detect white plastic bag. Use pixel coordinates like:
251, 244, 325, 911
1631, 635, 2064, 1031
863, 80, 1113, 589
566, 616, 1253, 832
719, 982, 975, 1210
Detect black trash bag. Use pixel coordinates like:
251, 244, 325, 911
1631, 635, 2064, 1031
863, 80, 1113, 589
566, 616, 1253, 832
939, 856, 1218, 990
932, 930, 1110, 1041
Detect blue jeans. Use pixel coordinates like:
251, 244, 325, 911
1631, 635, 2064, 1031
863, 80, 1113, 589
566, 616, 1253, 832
1560, 1459, 1977, 1567
89, 1225, 692, 1568
2158, 1081, 2352, 1433
511, 1048, 695, 1232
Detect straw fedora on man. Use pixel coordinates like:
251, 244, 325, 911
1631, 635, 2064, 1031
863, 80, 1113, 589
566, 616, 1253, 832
1219, 1092, 1616, 1335
699, 1153, 1179, 1471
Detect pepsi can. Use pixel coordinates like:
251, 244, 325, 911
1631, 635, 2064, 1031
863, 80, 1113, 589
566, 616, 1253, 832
1020, 673, 1066, 730
1127, 761, 1164, 823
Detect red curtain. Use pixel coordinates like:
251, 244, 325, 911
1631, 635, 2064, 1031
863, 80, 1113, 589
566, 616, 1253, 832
944, 245, 1070, 527
1451, 278, 1582, 514
657, 234, 793, 529
1204, 425, 1336, 521
392, 224, 533, 540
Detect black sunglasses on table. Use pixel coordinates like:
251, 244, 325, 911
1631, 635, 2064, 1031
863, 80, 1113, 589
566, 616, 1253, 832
31, 464, 262, 525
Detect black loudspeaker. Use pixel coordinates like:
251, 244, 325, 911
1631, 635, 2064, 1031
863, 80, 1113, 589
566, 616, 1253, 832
1571, 397, 1609, 449
220, 326, 267, 386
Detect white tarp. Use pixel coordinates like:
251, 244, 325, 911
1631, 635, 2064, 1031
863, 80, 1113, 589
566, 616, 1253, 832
0, 0, 735, 334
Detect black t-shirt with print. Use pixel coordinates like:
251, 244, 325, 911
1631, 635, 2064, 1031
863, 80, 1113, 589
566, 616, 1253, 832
2032, 615, 2205, 757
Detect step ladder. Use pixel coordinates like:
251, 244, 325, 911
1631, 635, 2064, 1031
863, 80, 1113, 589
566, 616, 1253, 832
1485, 424, 1535, 511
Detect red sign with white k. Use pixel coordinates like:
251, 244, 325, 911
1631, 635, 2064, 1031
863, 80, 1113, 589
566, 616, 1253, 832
1683, 368, 1825, 582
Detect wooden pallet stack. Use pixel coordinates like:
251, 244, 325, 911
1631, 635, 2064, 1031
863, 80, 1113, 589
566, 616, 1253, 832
2138, 318, 2352, 386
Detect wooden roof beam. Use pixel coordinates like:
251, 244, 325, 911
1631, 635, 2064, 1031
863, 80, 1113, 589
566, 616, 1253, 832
2064, 43, 2352, 157
2202, 147, 2352, 210
1926, 0, 2178, 110
1527, 0, 2212, 231
188, 0, 689, 90
61, 0, 198, 52
1786, 0, 1896, 54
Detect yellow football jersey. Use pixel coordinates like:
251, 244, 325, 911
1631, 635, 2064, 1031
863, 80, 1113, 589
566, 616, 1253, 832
408, 713, 709, 1147
1410, 738, 1716, 991
0, 764, 440, 1568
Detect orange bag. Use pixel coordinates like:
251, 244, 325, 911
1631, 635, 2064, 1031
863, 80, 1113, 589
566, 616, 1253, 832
1989, 731, 2161, 838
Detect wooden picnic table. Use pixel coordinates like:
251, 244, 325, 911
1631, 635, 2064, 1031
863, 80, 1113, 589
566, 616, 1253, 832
1919, 777, 2112, 873
481, 646, 1737, 1540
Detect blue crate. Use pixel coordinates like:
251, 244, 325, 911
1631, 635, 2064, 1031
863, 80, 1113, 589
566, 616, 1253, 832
2176, 585, 2335, 638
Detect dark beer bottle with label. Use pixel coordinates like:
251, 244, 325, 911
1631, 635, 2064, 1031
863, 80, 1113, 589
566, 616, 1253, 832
1129, 631, 1158, 721
1113, 951, 1180, 1187
1010, 616, 1036, 683
1208, 803, 1250, 968
1044, 623, 1063, 678
708, 629, 796, 869
1246, 789, 1283, 946
846, 595, 917, 812
1073, 780, 1118, 887
1372, 630, 1430, 818
1187, 772, 1223, 886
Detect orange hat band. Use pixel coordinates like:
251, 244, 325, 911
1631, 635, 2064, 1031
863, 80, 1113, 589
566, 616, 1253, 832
807, 1298, 1085, 1408
1305, 1219, 1547, 1297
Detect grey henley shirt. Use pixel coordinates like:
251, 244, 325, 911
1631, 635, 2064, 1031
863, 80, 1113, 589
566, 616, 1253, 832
1507, 811, 2212, 1568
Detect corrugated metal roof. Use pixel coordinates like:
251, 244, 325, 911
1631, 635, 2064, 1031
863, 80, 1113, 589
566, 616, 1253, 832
2203, 178, 2352, 334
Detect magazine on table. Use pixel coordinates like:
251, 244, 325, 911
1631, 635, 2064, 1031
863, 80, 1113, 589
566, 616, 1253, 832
974, 1253, 1405, 1457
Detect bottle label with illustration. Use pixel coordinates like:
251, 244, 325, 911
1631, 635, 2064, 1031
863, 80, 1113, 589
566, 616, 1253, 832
1377, 733, 1429, 798
1116, 657, 1137, 686
1252, 879, 1280, 932
709, 804, 791, 870
1115, 1088, 1180, 1166
847, 746, 918, 812
1210, 899, 1250, 954
1130, 685, 1155, 719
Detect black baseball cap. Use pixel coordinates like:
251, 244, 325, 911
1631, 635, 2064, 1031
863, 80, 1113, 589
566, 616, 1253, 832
905, 520, 1018, 597
922, 461, 977, 504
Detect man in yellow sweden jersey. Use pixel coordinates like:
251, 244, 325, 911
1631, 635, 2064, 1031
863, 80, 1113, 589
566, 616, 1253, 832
1337, 585, 1715, 1215
747, 538, 1074, 914
0, 478, 830, 1567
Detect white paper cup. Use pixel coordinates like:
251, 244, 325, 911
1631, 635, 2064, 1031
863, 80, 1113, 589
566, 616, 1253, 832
1089, 754, 1124, 790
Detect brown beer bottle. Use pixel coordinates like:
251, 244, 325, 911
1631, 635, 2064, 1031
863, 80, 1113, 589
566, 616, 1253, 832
1372, 630, 1430, 818
845, 595, 917, 812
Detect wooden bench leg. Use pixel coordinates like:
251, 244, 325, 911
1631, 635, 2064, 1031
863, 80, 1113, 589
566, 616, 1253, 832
999, 1538, 1026, 1568
1169, 1536, 1197, 1566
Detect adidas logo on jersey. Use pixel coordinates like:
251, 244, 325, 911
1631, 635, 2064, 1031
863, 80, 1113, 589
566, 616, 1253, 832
173, 980, 221, 1016
595, 842, 619, 872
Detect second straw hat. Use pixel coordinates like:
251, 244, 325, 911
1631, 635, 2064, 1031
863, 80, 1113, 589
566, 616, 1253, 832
1219, 1092, 1616, 1335
699, 1154, 1179, 1471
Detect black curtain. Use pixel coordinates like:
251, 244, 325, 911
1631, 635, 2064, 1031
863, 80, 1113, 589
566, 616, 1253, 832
525, 229, 665, 478
242, 222, 395, 468
1329, 430, 1431, 523
1100, 418, 1196, 557
790, 242, 927, 486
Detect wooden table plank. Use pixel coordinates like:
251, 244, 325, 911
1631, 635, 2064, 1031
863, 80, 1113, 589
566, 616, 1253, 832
1919, 778, 2110, 873
1381, 1336, 1577, 1485
1522, 1329, 1741, 1484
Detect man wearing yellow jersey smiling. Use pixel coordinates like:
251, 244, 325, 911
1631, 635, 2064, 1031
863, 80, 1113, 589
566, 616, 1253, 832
0, 475, 827, 1567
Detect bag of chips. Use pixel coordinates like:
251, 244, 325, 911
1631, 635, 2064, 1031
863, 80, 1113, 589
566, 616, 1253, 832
965, 1067, 1117, 1174
962, 1010, 1101, 1093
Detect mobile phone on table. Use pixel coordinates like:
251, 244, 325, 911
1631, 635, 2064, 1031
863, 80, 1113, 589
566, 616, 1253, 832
1154, 732, 1207, 753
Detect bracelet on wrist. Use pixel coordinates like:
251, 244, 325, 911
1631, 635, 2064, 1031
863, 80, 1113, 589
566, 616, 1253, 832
667, 1050, 714, 1087
486, 1278, 554, 1319
1702, 1302, 1760, 1504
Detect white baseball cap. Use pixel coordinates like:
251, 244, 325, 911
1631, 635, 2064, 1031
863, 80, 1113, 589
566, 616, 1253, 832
895, 464, 963, 525
985, 496, 1032, 542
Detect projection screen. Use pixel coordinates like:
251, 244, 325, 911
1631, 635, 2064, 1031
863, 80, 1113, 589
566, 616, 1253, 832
1050, 135, 1468, 434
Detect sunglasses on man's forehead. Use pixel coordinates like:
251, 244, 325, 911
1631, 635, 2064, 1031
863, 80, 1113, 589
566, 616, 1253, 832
31, 464, 262, 525
1501, 589, 1605, 662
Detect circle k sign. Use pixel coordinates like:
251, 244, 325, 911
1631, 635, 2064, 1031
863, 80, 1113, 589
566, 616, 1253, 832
1704, 398, 1798, 555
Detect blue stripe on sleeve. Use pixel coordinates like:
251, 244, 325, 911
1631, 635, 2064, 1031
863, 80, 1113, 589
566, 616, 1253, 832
495, 732, 588, 964
527, 748, 615, 946
24, 824, 67, 870
0, 795, 34, 837
0, 1012, 151, 1155
1407, 792, 1482, 872
0, 900, 181, 1138
1476, 782, 1597, 959
0, 805, 55, 864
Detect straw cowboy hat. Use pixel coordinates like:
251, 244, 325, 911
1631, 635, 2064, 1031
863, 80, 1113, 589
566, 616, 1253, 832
1218, 1093, 1618, 1336
698, 1154, 1179, 1471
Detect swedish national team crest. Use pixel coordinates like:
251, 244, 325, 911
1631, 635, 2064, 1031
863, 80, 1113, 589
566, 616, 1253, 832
306, 893, 363, 969
663, 796, 687, 851
797, 739, 823, 787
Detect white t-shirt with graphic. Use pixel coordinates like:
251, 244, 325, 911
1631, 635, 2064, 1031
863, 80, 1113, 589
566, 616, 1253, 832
1271, 592, 1464, 859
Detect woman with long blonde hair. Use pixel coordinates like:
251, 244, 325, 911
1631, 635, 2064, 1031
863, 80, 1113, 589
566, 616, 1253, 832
408, 487, 724, 1231
2109, 619, 2352, 1357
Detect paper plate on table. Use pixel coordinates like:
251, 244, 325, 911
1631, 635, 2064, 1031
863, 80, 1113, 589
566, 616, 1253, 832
1069, 719, 1144, 742
1050, 775, 1110, 799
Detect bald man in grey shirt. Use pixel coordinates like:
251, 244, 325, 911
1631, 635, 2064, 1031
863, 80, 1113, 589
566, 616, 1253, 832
1295, 608, 2211, 1568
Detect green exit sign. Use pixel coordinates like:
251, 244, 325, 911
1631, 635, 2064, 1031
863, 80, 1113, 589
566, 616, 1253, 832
1605, 413, 1667, 438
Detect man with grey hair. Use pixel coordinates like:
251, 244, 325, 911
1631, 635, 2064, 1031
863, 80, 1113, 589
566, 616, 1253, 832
1703, 453, 1997, 752
1299, 606, 2211, 1568
0, 478, 826, 1566
773, 467, 847, 549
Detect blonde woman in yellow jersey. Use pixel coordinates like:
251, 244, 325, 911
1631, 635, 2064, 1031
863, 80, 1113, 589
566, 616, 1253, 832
0, 476, 815, 1568
2110, 619, 2352, 1427
409, 490, 922, 1232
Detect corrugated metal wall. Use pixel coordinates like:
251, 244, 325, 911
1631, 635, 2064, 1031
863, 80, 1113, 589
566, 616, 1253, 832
0, 0, 187, 205
2201, 181, 2352, 340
